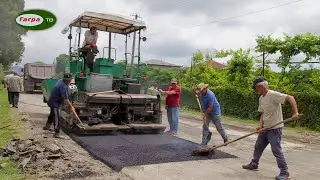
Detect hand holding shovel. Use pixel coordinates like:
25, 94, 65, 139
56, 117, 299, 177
194, 90, 212, 141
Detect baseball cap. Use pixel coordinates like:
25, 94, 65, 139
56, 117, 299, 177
63, 73, 73, 80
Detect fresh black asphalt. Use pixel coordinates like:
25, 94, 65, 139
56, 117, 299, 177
69, 133, 238, 172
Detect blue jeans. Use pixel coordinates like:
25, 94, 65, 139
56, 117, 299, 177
167, 107, 179, 133
250, 128, 288, 175
202, 114, 228, 144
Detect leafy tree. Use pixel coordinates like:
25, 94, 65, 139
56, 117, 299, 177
116, 60, 126, 65
254, 33, 320, 90
178, 51, 229, 89
253, 65, 280, 89
192, 51, 205, 65
0, 0, 27, 68
55, 54, 70, 73
216, 48, 255, 89
33, 61, 45, 64
283, 69, 320, 92
255, 33, 320, 81
0, 64, 4, 82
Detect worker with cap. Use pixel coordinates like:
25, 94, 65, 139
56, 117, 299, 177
7, 71, 24, 108
242, 76, 300, 180
3, 71, 14, 105
196, 83, 228, 146
43, 73, 76, 138
159, 78, 181, 135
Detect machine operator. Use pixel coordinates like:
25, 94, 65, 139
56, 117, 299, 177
81, 26, 99, 72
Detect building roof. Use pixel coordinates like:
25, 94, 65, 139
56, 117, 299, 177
207, 60, 227, 69
142, 59, 182, 67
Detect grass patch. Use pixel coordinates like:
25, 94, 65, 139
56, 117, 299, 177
0, 158, 24, 180
0, 87, 25, 179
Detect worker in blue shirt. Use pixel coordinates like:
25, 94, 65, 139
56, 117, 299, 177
43, 73, 76, 138
196, 83, 228, 146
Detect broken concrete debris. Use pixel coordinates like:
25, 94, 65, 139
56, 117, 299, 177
19, 156, 32, 169
47, 153, 61, 159
0, 138, 66, 172
45, 143, 61, 154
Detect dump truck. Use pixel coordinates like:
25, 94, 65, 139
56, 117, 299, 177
41, 11, 165, 135
24, 63, 56, 93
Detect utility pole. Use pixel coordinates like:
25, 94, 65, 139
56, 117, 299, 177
190, 55, 193, 88
262, 51, 265, 76
130, 14, 138, 79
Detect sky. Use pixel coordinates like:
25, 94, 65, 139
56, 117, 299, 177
20, 0, 320, 71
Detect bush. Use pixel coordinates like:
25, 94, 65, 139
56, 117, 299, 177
285, 91, 320, 131
180, 87, 320, 131
0, 64, 4, 83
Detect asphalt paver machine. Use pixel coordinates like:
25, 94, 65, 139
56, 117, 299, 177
42, 11, 165, 135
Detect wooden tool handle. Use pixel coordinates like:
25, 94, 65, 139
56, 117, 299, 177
70, 108, 84, 126
194, 94, 209, 128
195, 94, 203, 114
209, 114, 303, 151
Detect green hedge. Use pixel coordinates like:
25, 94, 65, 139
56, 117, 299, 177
180, 87, 320, 131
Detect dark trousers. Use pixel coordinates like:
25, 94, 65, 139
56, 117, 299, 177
81, 45, 98, 72
250, 128, 288, 174
7, 88, 13, 105
46, 108, 60, 133
11, 92, 20, 107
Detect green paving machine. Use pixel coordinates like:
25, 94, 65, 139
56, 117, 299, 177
42, 11, 165, 135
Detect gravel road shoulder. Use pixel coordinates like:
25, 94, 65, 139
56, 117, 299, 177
18, 93, 133, 180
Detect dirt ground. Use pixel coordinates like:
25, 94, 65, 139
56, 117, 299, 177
13, 93, 320, 180
17, 94, 133, 180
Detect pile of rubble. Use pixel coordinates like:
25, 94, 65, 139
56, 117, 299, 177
0, 137, 68, 172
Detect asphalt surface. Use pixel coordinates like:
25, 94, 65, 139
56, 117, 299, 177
69, 133, 237, 171
18, 94, 320, 180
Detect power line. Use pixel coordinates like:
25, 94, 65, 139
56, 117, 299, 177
137, 0, 191, 16
147, 0, 305, 36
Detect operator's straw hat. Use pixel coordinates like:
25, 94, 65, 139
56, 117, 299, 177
197, 83, 209, 90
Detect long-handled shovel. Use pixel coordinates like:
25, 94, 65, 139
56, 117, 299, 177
70, 108, 84, 126
194, 92, 212, 141
192, 114, 303, 158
